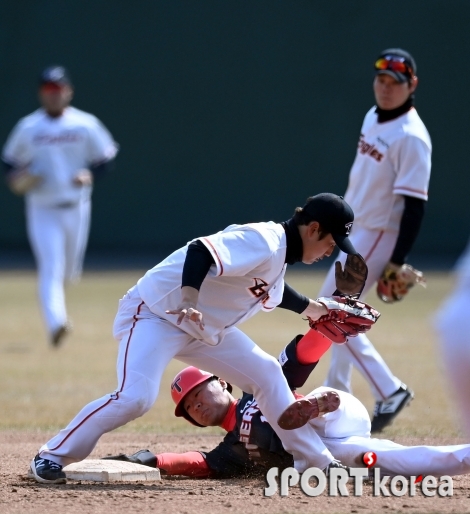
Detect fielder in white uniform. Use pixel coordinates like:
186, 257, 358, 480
318, 49, 432, 432
435, 238, 470, 437
2, 66, 118, 347
29, 193, 363, 484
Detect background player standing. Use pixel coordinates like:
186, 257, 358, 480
2, 65, 119, 347
317, 48, 432, 432
435, 238, 470, 437
28, 193, 368, 484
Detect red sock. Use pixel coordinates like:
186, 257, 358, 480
296, 329, 333, 365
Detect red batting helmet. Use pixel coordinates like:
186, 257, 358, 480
170, 366, 232, 427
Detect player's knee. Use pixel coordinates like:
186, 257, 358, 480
113, 374, 158, 419
256, 356, 284, 385
113, 391, 153, 419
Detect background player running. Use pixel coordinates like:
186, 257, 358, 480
2, 65, 118, 347
317, 48, 432, 432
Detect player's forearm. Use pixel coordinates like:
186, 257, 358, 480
157, 451, 213, 477
180, 286, 200, 307
301, 299, 328, 320
182, 240, 215, 290
2, 159, 17, 175
89, 157, 115, 178
390, 196, 425, 265
278, 282, 309, 313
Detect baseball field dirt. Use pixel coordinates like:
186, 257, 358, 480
1, 270, 469, 514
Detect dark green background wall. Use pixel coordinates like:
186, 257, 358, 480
1, 1, 469, 262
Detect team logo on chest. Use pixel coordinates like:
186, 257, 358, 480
358, 134, 384, 162
248, 278, 269, 298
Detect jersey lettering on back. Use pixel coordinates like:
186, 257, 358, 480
239, 398, 267, 444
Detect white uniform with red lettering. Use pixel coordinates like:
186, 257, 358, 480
38, 222, 335, 472
2, 107, 118, 337
309, 387, 470, 477
435, 239, 470, 437
319, 106, 431, 400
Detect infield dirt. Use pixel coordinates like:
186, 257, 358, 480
1, 269, 468, 514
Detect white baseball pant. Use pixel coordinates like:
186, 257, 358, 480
39, 286, 334, 472
319, 226, 402, 400
310, 387, 470, 477
26, 200, 90, 335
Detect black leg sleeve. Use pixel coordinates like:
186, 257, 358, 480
278, 335, 318, 390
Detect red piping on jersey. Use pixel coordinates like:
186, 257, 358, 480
46, 301, 145, 452
363, 230, 384, 261
394, 186, 428, 196
202, 238, 224, 276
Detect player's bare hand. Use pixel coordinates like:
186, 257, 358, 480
166, 304, 205, 330
73, 169, 93, 186
301, 299, 328, 321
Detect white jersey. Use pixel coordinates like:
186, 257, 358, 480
2, 106, 118, 207
137, 222, 287, 346
344, 106, 431, 232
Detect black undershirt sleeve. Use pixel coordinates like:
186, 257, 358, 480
278, 282, 310, 314
2, 159, 15, 174
181, 240, 215, 290
89, 158, 115, 178
390, 196, 426, 266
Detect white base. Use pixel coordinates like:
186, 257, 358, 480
63, 459, 161, 482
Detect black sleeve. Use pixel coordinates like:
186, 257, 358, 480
279, 335, 318, 389
278, 282, 310, 313
2, 159, 15, 174
203, 433, 257, 478
390, 196, 426, 266
181, 240, 215, 290
89, 158, 115, 179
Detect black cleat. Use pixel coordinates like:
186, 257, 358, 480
50, 323, 71, 348
371, 384, 414, 433
29, 454, 66, 484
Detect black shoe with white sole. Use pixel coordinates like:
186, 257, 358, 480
371, 384, 414, 433
29, 454, 66, 484
50, 322, 72, 348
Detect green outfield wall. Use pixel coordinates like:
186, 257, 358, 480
1, 1, 469, 262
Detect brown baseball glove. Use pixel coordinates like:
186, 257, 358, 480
308, 296, 381, 344
334, 253, 368, 297
376, 262, 426, 303
6, 168, 43, 195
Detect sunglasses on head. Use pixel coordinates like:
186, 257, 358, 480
40, 82, 66, 93
374, 56, 413, 77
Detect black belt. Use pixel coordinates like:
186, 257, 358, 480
53, 201, 78, 209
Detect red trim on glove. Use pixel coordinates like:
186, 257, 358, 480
296, 329, 333, 365
156, 451, 212, 477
